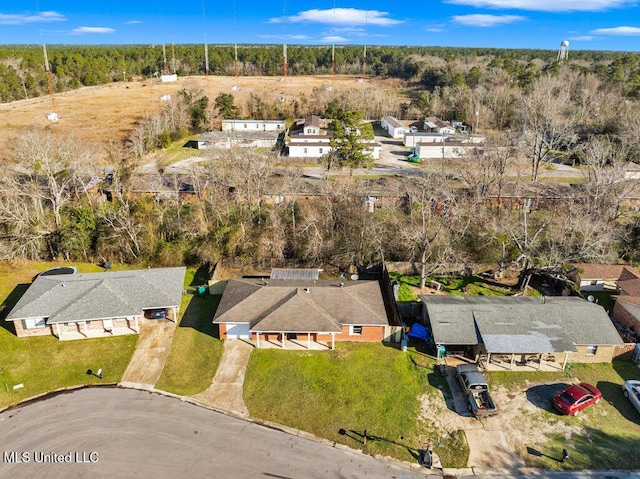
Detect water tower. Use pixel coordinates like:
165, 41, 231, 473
557, 40, 569, 63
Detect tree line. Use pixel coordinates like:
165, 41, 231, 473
2, 53, 640, 278
1, 44, 640, 103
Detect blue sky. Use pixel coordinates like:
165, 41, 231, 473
1, 1, 639, 51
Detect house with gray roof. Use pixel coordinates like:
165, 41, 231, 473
213, 277, 402, 349
420, 295, 623, 370
380, 116, 410, 139
6, 267, 185, 340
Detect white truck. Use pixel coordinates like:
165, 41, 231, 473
455, 363, 498, 418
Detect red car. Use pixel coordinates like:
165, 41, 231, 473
552, 383, 602, 416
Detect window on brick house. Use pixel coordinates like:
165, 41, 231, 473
24, 318, 46, 328
349, 325, 363, 336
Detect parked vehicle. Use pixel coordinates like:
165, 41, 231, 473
410, 126, 419, 133
144, 309, 166, 319
552, 383, 602, 416
622, 380, 640, 415
456, 363, 498, 417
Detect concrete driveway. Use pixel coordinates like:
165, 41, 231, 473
192, 340, 253, 416
120, 320, 177, 388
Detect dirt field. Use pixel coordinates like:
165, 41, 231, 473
0, 75, 403, 165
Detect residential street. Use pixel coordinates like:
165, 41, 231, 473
0, 388, 424, 479
1, 388, 639, 479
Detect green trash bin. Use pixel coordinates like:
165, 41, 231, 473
197, 285, 207, 297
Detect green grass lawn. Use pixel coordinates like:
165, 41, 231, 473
243, 342, 469, 467
0, 261, 141, 409
389, 272, 513, 301
488, 361, 640, 470
155, 268, 224, 396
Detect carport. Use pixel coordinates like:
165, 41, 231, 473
421, 295, 624, 370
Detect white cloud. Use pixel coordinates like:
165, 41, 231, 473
590, 26, 640, 35
568, 35, 595, 40
452, 14, 525, 27
72, 26, 116, 34
270, 8, 402, 26
258, 34, 310, 40
0, 11, 66, 25
320, 35, 350, 43
426, 25, 447, 32
328, 27, 366, 33
446, 0, 632, 12
124, 20, 142, 25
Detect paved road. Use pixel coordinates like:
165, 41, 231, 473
0, 388, 421, 479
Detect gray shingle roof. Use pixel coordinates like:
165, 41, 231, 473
270, 269, 320, 280
214, 278, 389, 332
6, 267, 185, 324
420, 295, 622, 353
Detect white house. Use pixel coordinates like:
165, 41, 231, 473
424, 117, 456, 135
189, 131, 279, 150
415, 141, 481, 160
222, 119, 286, 132
288, 135, 332, 158
404, 132, 485, 148
381, 116, 410, 139
302, 115, 322, 135
403, 132, 447, 148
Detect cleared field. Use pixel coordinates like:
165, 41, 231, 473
0, 75, 400, 164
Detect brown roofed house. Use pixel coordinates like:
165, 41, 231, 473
213, 276, 402, 349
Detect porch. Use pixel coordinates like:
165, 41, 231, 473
58, 326, 138, 341
482, 352, 568, 372
442, 353, 567, 372
251, 332, 337, 350
56, 317, 142, 341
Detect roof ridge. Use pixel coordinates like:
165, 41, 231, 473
341, 282, 387, 322
46, 278, 107, 322
251, 288, 299, 327
47, 278, 136, 323
138, 271, 175, 306
294, 288, 343, 330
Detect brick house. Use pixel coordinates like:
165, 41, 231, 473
421, 295, 623, 370
213, 275, 402, 349
6, 267, 185, 340
612, 275, 640, 338
573, 263, 640, 292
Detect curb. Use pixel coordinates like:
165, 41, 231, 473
0, 382, 118, 414
4, 384, 640, 478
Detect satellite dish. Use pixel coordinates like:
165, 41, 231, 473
587, 295, 595, 302
350, 274, 359, 281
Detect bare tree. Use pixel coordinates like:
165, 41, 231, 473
399, 172, 461, 289
517, 73, 578, 182
0, 172, 53, 259
577, 135, 633, 220
458, 133, 520, 212
12, 130, 93, 228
